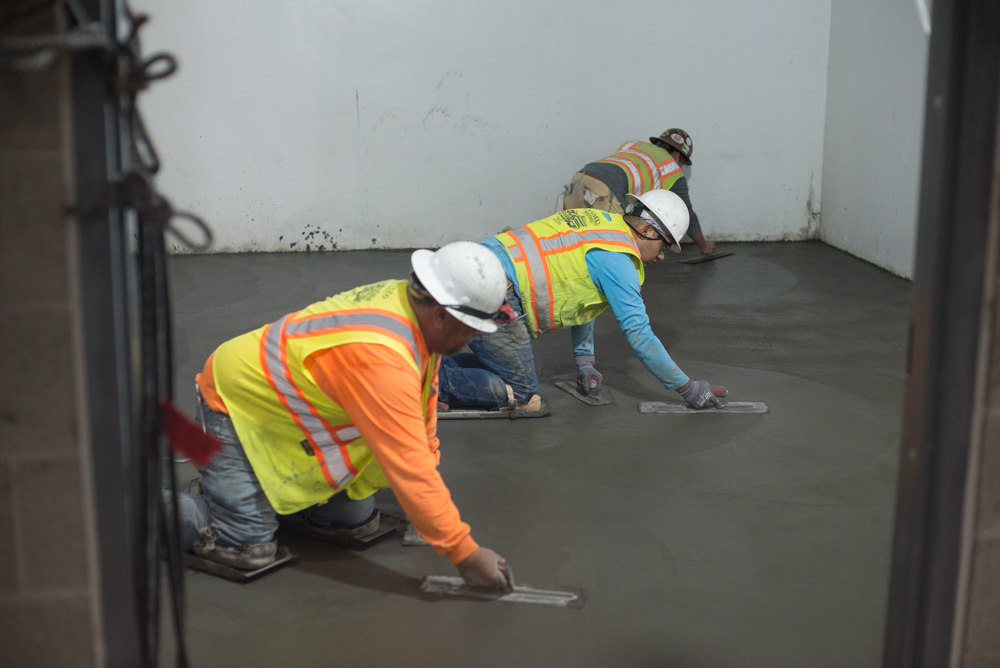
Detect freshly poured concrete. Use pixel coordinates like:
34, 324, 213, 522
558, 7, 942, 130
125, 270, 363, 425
167, 242, 909, 667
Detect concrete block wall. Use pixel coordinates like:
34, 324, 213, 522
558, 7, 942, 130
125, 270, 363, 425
0, 5, 101, 666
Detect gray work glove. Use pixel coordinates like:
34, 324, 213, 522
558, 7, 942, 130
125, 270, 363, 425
575, 355, 603, 395
678, 379, 722, 409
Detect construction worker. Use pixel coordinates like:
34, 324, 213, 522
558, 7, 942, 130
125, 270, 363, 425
168, 242, 516, 589
561, 128, 718, 255
438, 189, 727, 412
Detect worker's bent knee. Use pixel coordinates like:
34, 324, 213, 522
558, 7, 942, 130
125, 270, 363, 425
307, 493, 376, 528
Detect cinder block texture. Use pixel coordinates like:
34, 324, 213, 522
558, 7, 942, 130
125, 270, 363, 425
13, 456, 88, 589
979, 410, 1000, 538
0, 153, 68, 304
0, 462, 16, 593
0, 8, 60, 152
964, 537, 1000, 656
0, 595, 94, 668
961, 658, 1000, 668
0, 308, 76, 457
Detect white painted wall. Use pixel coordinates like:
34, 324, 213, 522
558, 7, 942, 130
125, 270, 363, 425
820, 0, 930, 278
134, 0, 832, 253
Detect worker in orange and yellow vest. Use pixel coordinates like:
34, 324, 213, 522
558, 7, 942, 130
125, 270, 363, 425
168, 242, 517, 589
438, 190, 727, 412
561, 128, 718, 255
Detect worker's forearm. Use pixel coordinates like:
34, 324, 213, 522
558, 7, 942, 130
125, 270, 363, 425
616, 312, 690, 390
571, 322, 595, 357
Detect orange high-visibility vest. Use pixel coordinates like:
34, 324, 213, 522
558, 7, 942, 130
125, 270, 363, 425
211, 280, 438, 514
494, 209, 644, 337
594, 140, 684, 196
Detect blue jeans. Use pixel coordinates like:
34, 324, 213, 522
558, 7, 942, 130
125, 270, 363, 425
166, 395, 375, 551
438, 291, 538, 408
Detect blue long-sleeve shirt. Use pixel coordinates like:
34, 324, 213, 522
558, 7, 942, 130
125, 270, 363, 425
480, 239, 689, 391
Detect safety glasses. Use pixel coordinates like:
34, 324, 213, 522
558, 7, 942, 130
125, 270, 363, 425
629, 204, 675, 247
443, 300, 519, 325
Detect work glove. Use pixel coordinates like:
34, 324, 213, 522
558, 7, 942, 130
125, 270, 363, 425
678, 379, 723, 409
575, 355, 603, 395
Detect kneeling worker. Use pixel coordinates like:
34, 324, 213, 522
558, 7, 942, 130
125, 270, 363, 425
562, 128, 718, 255
438, 190, 726, 412
171, 242, 513, 589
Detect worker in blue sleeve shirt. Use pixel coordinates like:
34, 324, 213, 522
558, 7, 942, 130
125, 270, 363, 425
438, 189, 726, 413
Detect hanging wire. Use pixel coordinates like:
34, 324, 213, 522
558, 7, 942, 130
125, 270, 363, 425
2, 2, 209, 665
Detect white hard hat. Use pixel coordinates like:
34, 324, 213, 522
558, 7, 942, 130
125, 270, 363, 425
625, 189, 690, 254
410, 241, 508, 333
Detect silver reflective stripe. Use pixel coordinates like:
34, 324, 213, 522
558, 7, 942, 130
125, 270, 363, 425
538, 230, 637, 253
285, 312, 419, 363
620, 147, 661, 190
509, 227, 552, 333
601, 157, 643, 195
336, 426, 360, 442
264, 314, 354, 486
507, 245, 523, 260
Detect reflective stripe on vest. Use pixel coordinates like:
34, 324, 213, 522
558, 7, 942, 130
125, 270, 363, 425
595, 141, 683, 196
508, 226, 553, 333
508, 222, 638, 334
261, 310, 420, 488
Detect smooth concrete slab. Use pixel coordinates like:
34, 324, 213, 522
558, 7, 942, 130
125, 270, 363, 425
166, 242, 909, 667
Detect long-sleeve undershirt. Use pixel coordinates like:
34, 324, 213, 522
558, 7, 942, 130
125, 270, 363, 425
479, 239, 689, 391
198, 345, 479, 565
571, 250, 689, 390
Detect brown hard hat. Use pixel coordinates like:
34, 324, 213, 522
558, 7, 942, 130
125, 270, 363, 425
651, 128, 693, 165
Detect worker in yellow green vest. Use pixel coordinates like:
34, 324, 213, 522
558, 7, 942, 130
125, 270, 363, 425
438, 189, 727, 412
168, 242, 516, 589
561, 128, 718, 255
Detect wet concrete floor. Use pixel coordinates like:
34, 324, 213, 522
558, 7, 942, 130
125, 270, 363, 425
167, 241, 910, 667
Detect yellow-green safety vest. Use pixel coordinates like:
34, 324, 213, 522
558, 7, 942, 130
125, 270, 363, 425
494, 209, 644, 337
212, 279, 438, 514
594, 140, 684, 196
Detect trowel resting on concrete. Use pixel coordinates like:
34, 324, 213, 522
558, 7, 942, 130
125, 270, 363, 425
638, 401, 768, 414
678, 251, 733, 265
554, 380, 613, 406
437, 397, 552, 420
421, 572, 585, 608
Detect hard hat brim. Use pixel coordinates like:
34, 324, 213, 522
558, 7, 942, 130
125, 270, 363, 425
410, 249, 498, 333
650, 136, 692, 165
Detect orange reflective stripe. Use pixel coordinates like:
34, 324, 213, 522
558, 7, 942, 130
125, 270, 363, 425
537, 229, 638, 254
600, 156, 643, 194
260, 309, 424, 489
507, 228, 544, 331
620, 146, 661, 190
286, 309, 421, 364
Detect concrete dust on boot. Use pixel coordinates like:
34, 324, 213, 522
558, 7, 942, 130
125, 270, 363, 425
554, 380, 613, 406
421, 575, 585, 608
638, 401, 768, 414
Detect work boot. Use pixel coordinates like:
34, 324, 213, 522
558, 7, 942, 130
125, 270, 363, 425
193, 527, 277, 570
500, 385, 544, 413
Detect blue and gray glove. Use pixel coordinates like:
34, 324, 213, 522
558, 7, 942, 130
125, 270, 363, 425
575, 355, 603, 395
678, 379, 724, 409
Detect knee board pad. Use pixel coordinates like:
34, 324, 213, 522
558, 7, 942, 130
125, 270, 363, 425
183, 546, 297, 583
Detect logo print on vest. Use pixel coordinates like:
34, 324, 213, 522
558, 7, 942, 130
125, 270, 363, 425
300, 439, 315, 456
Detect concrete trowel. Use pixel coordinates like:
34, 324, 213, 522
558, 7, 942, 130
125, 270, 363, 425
421, 565, 585, 608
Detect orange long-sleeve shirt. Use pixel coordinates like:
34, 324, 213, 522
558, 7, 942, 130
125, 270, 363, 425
197, 344, 478, 565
